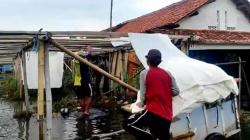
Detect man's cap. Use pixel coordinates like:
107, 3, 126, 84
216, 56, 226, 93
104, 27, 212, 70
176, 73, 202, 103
146, 49, 162, 66
146, 49, 161, 59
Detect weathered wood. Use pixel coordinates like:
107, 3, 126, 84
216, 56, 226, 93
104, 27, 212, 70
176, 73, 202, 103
44, 41, 52, 140
17, 54, 23, 99
111, 52, 117, 76
111, 52, 118, 87
116, 51, 123, 80
171, 131, 195, 140
0, 31, 128, 38
38, 41, 45, 117
50, 39, 138, 93
38, 40, 45, 140
22, 51, 30, 112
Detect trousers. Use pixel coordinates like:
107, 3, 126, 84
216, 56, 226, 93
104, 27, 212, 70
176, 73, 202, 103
123, 110, 171, 140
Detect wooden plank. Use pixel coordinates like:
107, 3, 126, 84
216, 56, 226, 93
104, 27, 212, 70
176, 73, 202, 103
0, 62, 13, 64
111, 52, 119, 87
111, 52, 117, 76
37, 40, 45, 140
116, 51, 123, 80
172, 131, 195, 140
0, 40, 28, 43
38, 41, 45, 116
19, 61, 23, 99
22, 51, 30, 112
44, 42, 52, 140
124, 52, 129, 74
0, 31, 128, 38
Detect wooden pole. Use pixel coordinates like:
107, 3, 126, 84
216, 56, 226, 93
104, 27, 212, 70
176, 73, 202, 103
22, 50, 30, 111
38, 40, 45, 140
109, 0, 113, 32
18, 55, 23, 99
44, 41, 52, 140
50, 39, 138, 93
238, 57, 242, 111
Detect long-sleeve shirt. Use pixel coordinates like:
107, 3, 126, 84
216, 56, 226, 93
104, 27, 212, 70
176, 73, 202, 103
139, 67, 180, 120
139, 69, 180, 104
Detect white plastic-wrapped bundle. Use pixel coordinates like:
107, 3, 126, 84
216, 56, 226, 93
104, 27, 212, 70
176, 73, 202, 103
127, 33, 238, 116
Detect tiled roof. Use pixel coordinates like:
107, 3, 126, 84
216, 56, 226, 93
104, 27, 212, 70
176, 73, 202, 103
114, 0, 210, 32
154, 29, 250, 44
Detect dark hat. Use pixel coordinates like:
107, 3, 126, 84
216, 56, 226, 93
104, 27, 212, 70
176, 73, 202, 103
146, 49, 162, 66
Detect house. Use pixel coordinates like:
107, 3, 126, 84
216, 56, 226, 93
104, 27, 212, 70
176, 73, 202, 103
112, 0, 250, 32
110, 0, 250, 108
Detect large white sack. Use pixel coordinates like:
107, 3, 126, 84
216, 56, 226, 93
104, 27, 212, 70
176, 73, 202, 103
25, 51, 64, 89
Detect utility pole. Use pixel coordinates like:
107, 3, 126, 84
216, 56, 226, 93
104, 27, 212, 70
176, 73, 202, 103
110, 0, 113, 33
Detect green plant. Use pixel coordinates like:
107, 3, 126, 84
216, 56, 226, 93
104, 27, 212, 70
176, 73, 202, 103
52, 95, 77, 113
240, 110, 250, 124
2, 77, 18, 97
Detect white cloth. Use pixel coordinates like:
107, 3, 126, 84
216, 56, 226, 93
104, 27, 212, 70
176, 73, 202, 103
131, 91, 145, 113
24, 51, 64, 89
128, 33, 238, 116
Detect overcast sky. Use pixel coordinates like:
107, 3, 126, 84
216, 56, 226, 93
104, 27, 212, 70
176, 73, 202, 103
0, 0, 181, 31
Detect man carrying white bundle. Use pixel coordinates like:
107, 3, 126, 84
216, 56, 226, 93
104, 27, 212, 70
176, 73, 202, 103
123, 49, 179, 140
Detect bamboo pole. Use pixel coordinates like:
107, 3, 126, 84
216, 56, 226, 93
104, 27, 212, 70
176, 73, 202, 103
18, 55, 24, 99
22, 50, 30, 111
50, 39, 138, 93
44, 41, 52, 140
38, 40, 45, 140
19, 75, 23, 99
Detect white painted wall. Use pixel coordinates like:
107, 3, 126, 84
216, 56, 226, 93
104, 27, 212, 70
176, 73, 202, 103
177, 0, 250, 32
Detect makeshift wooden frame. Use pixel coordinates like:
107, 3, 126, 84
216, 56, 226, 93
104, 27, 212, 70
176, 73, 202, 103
0, 31, 194, 140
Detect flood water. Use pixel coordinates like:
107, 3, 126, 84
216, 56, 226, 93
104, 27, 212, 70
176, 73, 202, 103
1, 97, 250, 140
0, 98, 134, 140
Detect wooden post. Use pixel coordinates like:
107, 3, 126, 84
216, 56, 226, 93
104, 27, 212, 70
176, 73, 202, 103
18, 55, 23, 99
22, 51, 30, 111
19, 79, 23, 99
44, 41, 52, 140
38, 40, 45, 140
50, 39, 138, 93
238, 57, 242, 111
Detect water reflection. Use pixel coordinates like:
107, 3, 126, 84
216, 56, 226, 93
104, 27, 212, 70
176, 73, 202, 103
17, 120, 30, 140
0, 99, 134, 140
0, 99, 20, 139
2, 98, 250, 140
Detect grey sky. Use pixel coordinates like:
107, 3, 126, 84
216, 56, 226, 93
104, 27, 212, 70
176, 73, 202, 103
0, 0, 181, 31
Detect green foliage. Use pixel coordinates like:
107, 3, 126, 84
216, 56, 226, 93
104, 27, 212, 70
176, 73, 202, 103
52, 95, 77, 113
2, 77, 18, 97
240, 110, 250, 124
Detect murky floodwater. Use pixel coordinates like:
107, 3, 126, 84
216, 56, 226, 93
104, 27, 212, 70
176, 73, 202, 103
1, 97, 250, 140
0, 98, 134, 140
